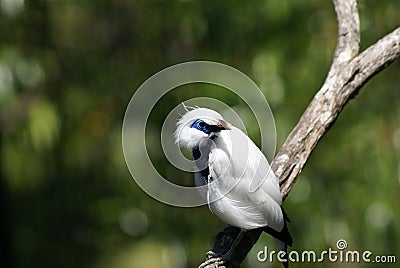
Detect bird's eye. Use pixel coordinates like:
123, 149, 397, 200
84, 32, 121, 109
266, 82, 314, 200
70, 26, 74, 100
198, 121, 205, 128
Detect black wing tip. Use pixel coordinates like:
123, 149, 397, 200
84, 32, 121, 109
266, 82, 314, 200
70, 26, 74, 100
263, 220, 293, 247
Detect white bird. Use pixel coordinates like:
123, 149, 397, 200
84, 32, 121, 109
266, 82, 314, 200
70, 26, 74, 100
175, 107, 292, 267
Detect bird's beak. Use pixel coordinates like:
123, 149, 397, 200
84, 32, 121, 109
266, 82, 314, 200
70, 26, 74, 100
217, 120, 231, 130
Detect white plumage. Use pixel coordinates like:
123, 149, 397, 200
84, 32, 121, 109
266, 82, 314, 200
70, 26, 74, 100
206, 127, 283, 231
175, 107, 292, 265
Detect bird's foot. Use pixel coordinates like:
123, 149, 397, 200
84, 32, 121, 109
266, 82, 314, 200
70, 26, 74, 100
198, 251, 224, 268
206, 250, 218, 259
198, 251, 240, 268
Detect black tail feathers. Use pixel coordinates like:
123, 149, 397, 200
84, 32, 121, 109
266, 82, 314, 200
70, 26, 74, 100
263, 219, 293, 247
263, 207, 293, 268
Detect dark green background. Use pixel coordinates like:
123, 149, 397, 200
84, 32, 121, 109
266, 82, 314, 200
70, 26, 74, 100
0, 0, 399, 267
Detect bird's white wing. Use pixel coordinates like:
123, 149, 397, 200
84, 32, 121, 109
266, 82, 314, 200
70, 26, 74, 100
208, 127, 284, 231
215, 127, 282, 203
246, 137, 282, 204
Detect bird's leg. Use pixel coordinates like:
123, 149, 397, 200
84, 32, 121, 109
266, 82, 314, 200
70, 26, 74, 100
198, 230, 245, 268
220, 229, 246, 264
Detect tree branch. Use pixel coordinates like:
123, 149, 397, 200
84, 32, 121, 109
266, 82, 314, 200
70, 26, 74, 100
199, 0, 400, 267
277, 26, 400, 199
331, 0, 360, 64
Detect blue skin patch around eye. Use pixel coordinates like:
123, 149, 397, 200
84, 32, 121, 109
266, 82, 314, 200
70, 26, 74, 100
190, 119, 213, 134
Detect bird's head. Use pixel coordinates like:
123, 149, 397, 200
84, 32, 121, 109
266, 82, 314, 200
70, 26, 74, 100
175, 107, 231, 150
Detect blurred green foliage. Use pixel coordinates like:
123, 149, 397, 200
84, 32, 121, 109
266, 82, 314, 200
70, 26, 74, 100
0, 0, 399, 267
